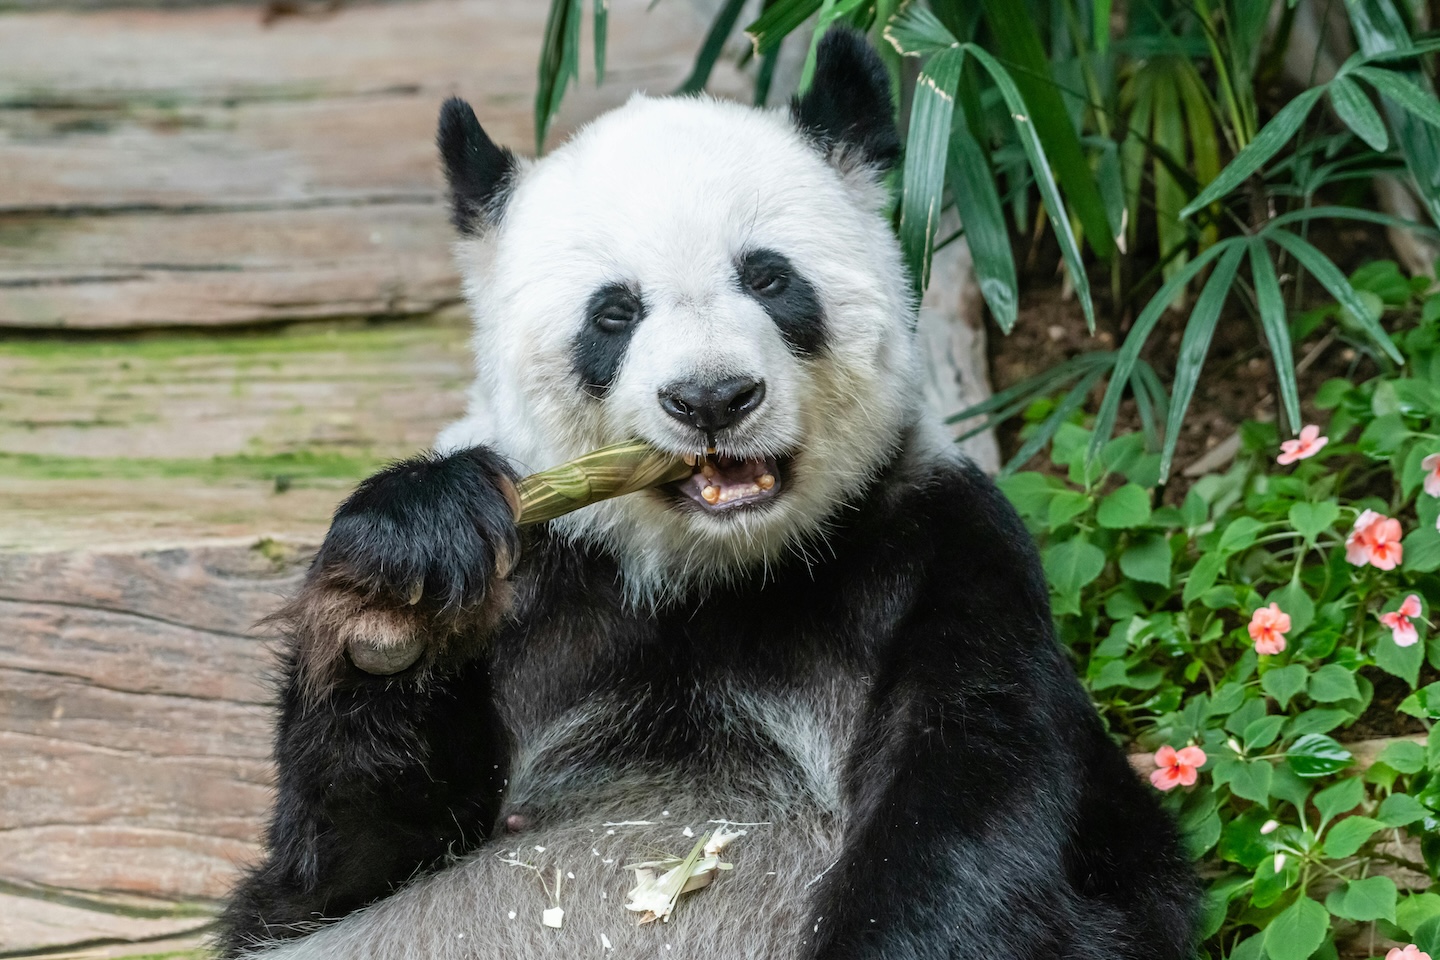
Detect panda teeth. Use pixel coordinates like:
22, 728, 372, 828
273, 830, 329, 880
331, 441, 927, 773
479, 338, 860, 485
756, 474, 775, 491
682, 452, 698, 467
701, 485, 721, 505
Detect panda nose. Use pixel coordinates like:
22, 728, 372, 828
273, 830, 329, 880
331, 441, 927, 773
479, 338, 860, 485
658, 376, 766, 435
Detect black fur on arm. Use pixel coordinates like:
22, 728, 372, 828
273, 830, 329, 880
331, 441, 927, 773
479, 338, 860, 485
809, 462, 1198, 960
215, 446, 519, 955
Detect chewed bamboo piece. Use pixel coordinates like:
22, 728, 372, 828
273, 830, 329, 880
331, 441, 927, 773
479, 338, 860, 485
515, 440, 691, 526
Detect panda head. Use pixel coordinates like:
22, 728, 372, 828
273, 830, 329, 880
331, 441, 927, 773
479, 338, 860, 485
436, 29, 929, 603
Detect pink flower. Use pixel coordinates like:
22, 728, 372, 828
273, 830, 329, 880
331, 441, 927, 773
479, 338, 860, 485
1346, 509, 1405, 570
1424, 453, 1440, 498
1150, 745, 1207, 791
1277, 424, 1329, 465
1387, 947, 1431, 960
1380, 594, 1424, 648
1249, 603, 1292, 655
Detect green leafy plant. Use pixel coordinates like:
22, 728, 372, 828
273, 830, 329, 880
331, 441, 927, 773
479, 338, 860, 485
533, 0, 1440, 481
998, 281, 1440, 959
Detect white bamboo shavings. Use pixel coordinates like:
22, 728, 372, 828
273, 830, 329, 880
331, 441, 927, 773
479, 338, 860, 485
623, 830, 737, 924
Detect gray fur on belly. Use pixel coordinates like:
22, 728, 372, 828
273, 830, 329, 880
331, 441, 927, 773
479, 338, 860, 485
242, 807, 841, 959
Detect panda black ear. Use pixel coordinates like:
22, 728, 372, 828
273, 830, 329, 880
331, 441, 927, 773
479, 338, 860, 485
790, 27, 900, 172
437, 97, 518, 235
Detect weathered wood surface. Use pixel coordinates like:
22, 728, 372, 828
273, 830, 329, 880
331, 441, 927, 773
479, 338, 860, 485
0, 0, 749, 330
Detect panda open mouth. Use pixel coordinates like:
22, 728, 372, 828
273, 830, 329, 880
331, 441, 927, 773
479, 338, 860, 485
673, 453, 786, 512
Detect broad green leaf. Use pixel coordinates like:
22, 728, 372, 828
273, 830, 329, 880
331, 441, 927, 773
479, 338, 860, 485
1403, 524, 1440, 573
1380, 792, 1429, 826
1379, 741, 1428, 775
1398, 893, 1440, 936
1268, 581, 1315, 639
1120, 533, 1171, 586
1326, 875, 1398, 923
1215, 756, 1272, 804
1377, 624, 1425, 687
1183, 552, 1224, 607
675, 0, 749, 94
1267, 230, 1403, 362
1088, 242, 1234, 461
998, 472, 1062, 519
1219, 515, 1266, 554
1047, 489, 1092, 529
1323, 815, 1386, 857
1043, 537, 1106, 600
744, 0, 822, 55
1288, 500, 1340, 543
972, 1, 1114, 259
1287, 733, 1354, 778
1420, 916, 1440, 958
1262, 665, 1309, 710
898, 48, 965, 291
1329, 75, 1389, 150
1287, 709, 1351, 737
1243, 715, 1286, 751
1314, 777, 1365, 823
948, 112, 1018, 332
1263, 896, 1329, 960
1309, 664, 1361, 703
1180, 87, 1324, 218
1159, 243, 1247, 480
963, 44, 1095, 329
1097, 484, 1152, 529
1400, 681, 1440, 719
1249, 242, 1302, 434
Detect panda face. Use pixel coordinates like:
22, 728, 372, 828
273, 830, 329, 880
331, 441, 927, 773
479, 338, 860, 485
437, 32, 925, 603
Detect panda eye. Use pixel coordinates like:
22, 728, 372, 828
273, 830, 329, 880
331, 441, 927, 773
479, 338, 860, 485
747, 268, 785, 295
587, 284, 644, 333
738, 250, 792, 298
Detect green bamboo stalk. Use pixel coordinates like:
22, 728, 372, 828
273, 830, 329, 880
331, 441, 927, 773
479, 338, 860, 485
515, 440, 691, 526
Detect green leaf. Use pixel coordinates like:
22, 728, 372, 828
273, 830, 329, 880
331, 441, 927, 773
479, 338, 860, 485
1269, 581, 1315, 639
592, 0, 607, 85
1263, 896, 1329, 960
1119, 533, 1171, 586
1400, 681, 1440, 719
534, 0, 585, 154
1379, 741, 1428, 775
1309, 664, 1362, 703
1288, 709, 1351, 737
1403, 524, 1440, 573
675, 0, 748, 94
1323, 815, 1386, 857
1216, 757, 1273, 804
1249, 241, 1301, 434
1262, 665, 1309, 709
1329, 75, 1390, 151
881, 3, 955, 56
1380, 791, 1429, 826
1219, 515, 1266, 554
1159, 243, 1247, 481
1314, 777, 1365, 823
1046, 489, 1093, 529
1087, 241, 1235, 461
1043, 537, 1106, 603
1326, 875, 1398, 923
1267, 230, 1403, 363
1377, 624, 1425, 687
1288, 501, 1340, 543
1244, 715, 1286, 751
898, 48, 965, 292
998, 472, 1061, 519
1097, 484, 1152, 530
971, 1, 1114, 260
1183, 552, 1224, 607
1287, 733, 1354, 778
962, 44, 1095, 329
948, 112, 1019, 332
744, 0, 822, 55
1354, 65, 1440, 132
1181, 87, 1325, 218
1398, 892, 1440, 936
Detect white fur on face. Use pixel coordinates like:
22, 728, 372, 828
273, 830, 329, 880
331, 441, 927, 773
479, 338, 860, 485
435, 94, 921, 604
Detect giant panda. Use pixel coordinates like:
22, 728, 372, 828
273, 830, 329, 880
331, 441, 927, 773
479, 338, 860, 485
218, 27, 1198, 960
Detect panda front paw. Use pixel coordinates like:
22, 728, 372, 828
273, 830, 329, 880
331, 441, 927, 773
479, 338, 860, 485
279, 446, 521, 691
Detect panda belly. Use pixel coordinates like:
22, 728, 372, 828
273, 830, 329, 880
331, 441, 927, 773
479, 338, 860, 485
252, 794, 842, 959
253, 685, 859, 959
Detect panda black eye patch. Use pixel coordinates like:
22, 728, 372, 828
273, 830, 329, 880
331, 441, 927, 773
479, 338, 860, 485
572, 281, 644, 399
736, 249, 826, 357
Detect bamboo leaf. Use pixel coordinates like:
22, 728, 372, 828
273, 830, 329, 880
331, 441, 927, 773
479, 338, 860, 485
1094, 0, 1113, 54
1159, 243, 1246, 481
1267, 230, 1403, 362
899, 48, 966, 292
1353, 66, 1440, 132
1152, 68, 1188, 284
973, 0, 1116, 259
745, 0, 822, 56
948, 111, 1018, 332
964, 44, 1095, 329
675, 0, 748, 94
1267, 204, 1440, 233
1179, 86, 1324, 219
1330, 75, 1389, 151
535, 0, 584, 154
1087, 240, 1235, 462
1004, 366, 1109, 475
882, 2, 958, 56
593, 0, 608, 85
1249, 240, 1301, 434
